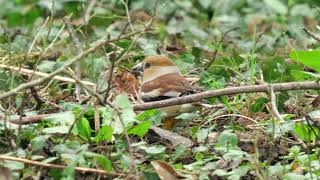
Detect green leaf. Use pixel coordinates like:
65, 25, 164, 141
196, 128, 209, 143
43, 111, 75, 126
95, 125, 114, 143
290, 50, 320, 72
43, 126, 71, 134
95, 156, 112, 172
294, 122, 318, 142
249, 97, 268, 112
76, 117, 92, 141
223, 149, 246, 161
284, 173, 308, 180
31, 135, 50, 152
290, 70, 317, 81
173, 146, 187, 160
217, 131, 238, 147
128, 121, 152, 138
112, 94, 136, 134
264, 0, 288, 15
180, 52, 195, 63
141, 145, 166, 154
3, 160, 24, 170
136, 109, 164, 126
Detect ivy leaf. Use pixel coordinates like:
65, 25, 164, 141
128, 121, 152, 138
249, 97, 268, 112
136, 109, 164, 126
264, 0, 288, 15
76, 117, 92, 141
216, 131, 238, 148
95, 125, 114, 143
290, 50, 320, 72
112, 94, 136, 134
31, 135, 50, 152
140, 145, 166, 155
95, 156, 112, 172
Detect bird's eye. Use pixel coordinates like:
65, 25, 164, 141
144, 62, 151, 69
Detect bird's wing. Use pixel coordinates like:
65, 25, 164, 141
141, 73, 194, 102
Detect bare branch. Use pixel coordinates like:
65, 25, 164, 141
0, 64, 95, 87
269, 85, 308, 149
0, 155, 124, 177
7, 81, 320, 124
84, 0, 96, 24
303, 28, 320, 42
133, 81, 320, 111
63, 16, 84, 100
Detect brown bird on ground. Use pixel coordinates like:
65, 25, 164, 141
131, 55, 199, 128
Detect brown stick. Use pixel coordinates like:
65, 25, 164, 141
0, 155, 124, 177
7, 81, 320, 124
84, 0, 97, 24
0, 64, 95, 87
303, 28, 320, 42
269, 85, 308, 149
64, 17, 84, 100
9, 114, 56, 124
133, 81, 320, 111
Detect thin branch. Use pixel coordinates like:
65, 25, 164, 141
303, 28, 320, 42
204, 27, 240, 70
0, 29, 149, 100
120, 0, 134, 32
84, 0, 96, 24
269, 85, 284, 121
269, 85, 308, 149
104, 52, 116, 103
63, 16, 83, 101
7, 81, 320, 124
133, 81, 320, 111
7, 114, 55, 124
0, 64, 95, 87
0, 155, 124, 177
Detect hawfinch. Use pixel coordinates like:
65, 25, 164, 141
131, 55, 197, 117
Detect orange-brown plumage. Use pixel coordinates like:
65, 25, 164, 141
131, 55, 198, 119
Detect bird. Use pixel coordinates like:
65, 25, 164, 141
131, 55, 199, 128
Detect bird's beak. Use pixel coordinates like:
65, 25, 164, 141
131, 63, 144, 77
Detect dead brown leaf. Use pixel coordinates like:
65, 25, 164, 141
151, 160, 184, 180
112, 69, 139, 97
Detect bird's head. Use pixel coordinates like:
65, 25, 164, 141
131, 55, 181, 84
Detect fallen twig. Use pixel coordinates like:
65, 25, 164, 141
0, 155, 124, 177
150, 126, 194, 148
269, 85, 308, 149
0, 64, 95, 87
133, 81, 320, 111
303, 28, 320, 42
6, 81, 320, 124
8, 114, 55, 124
